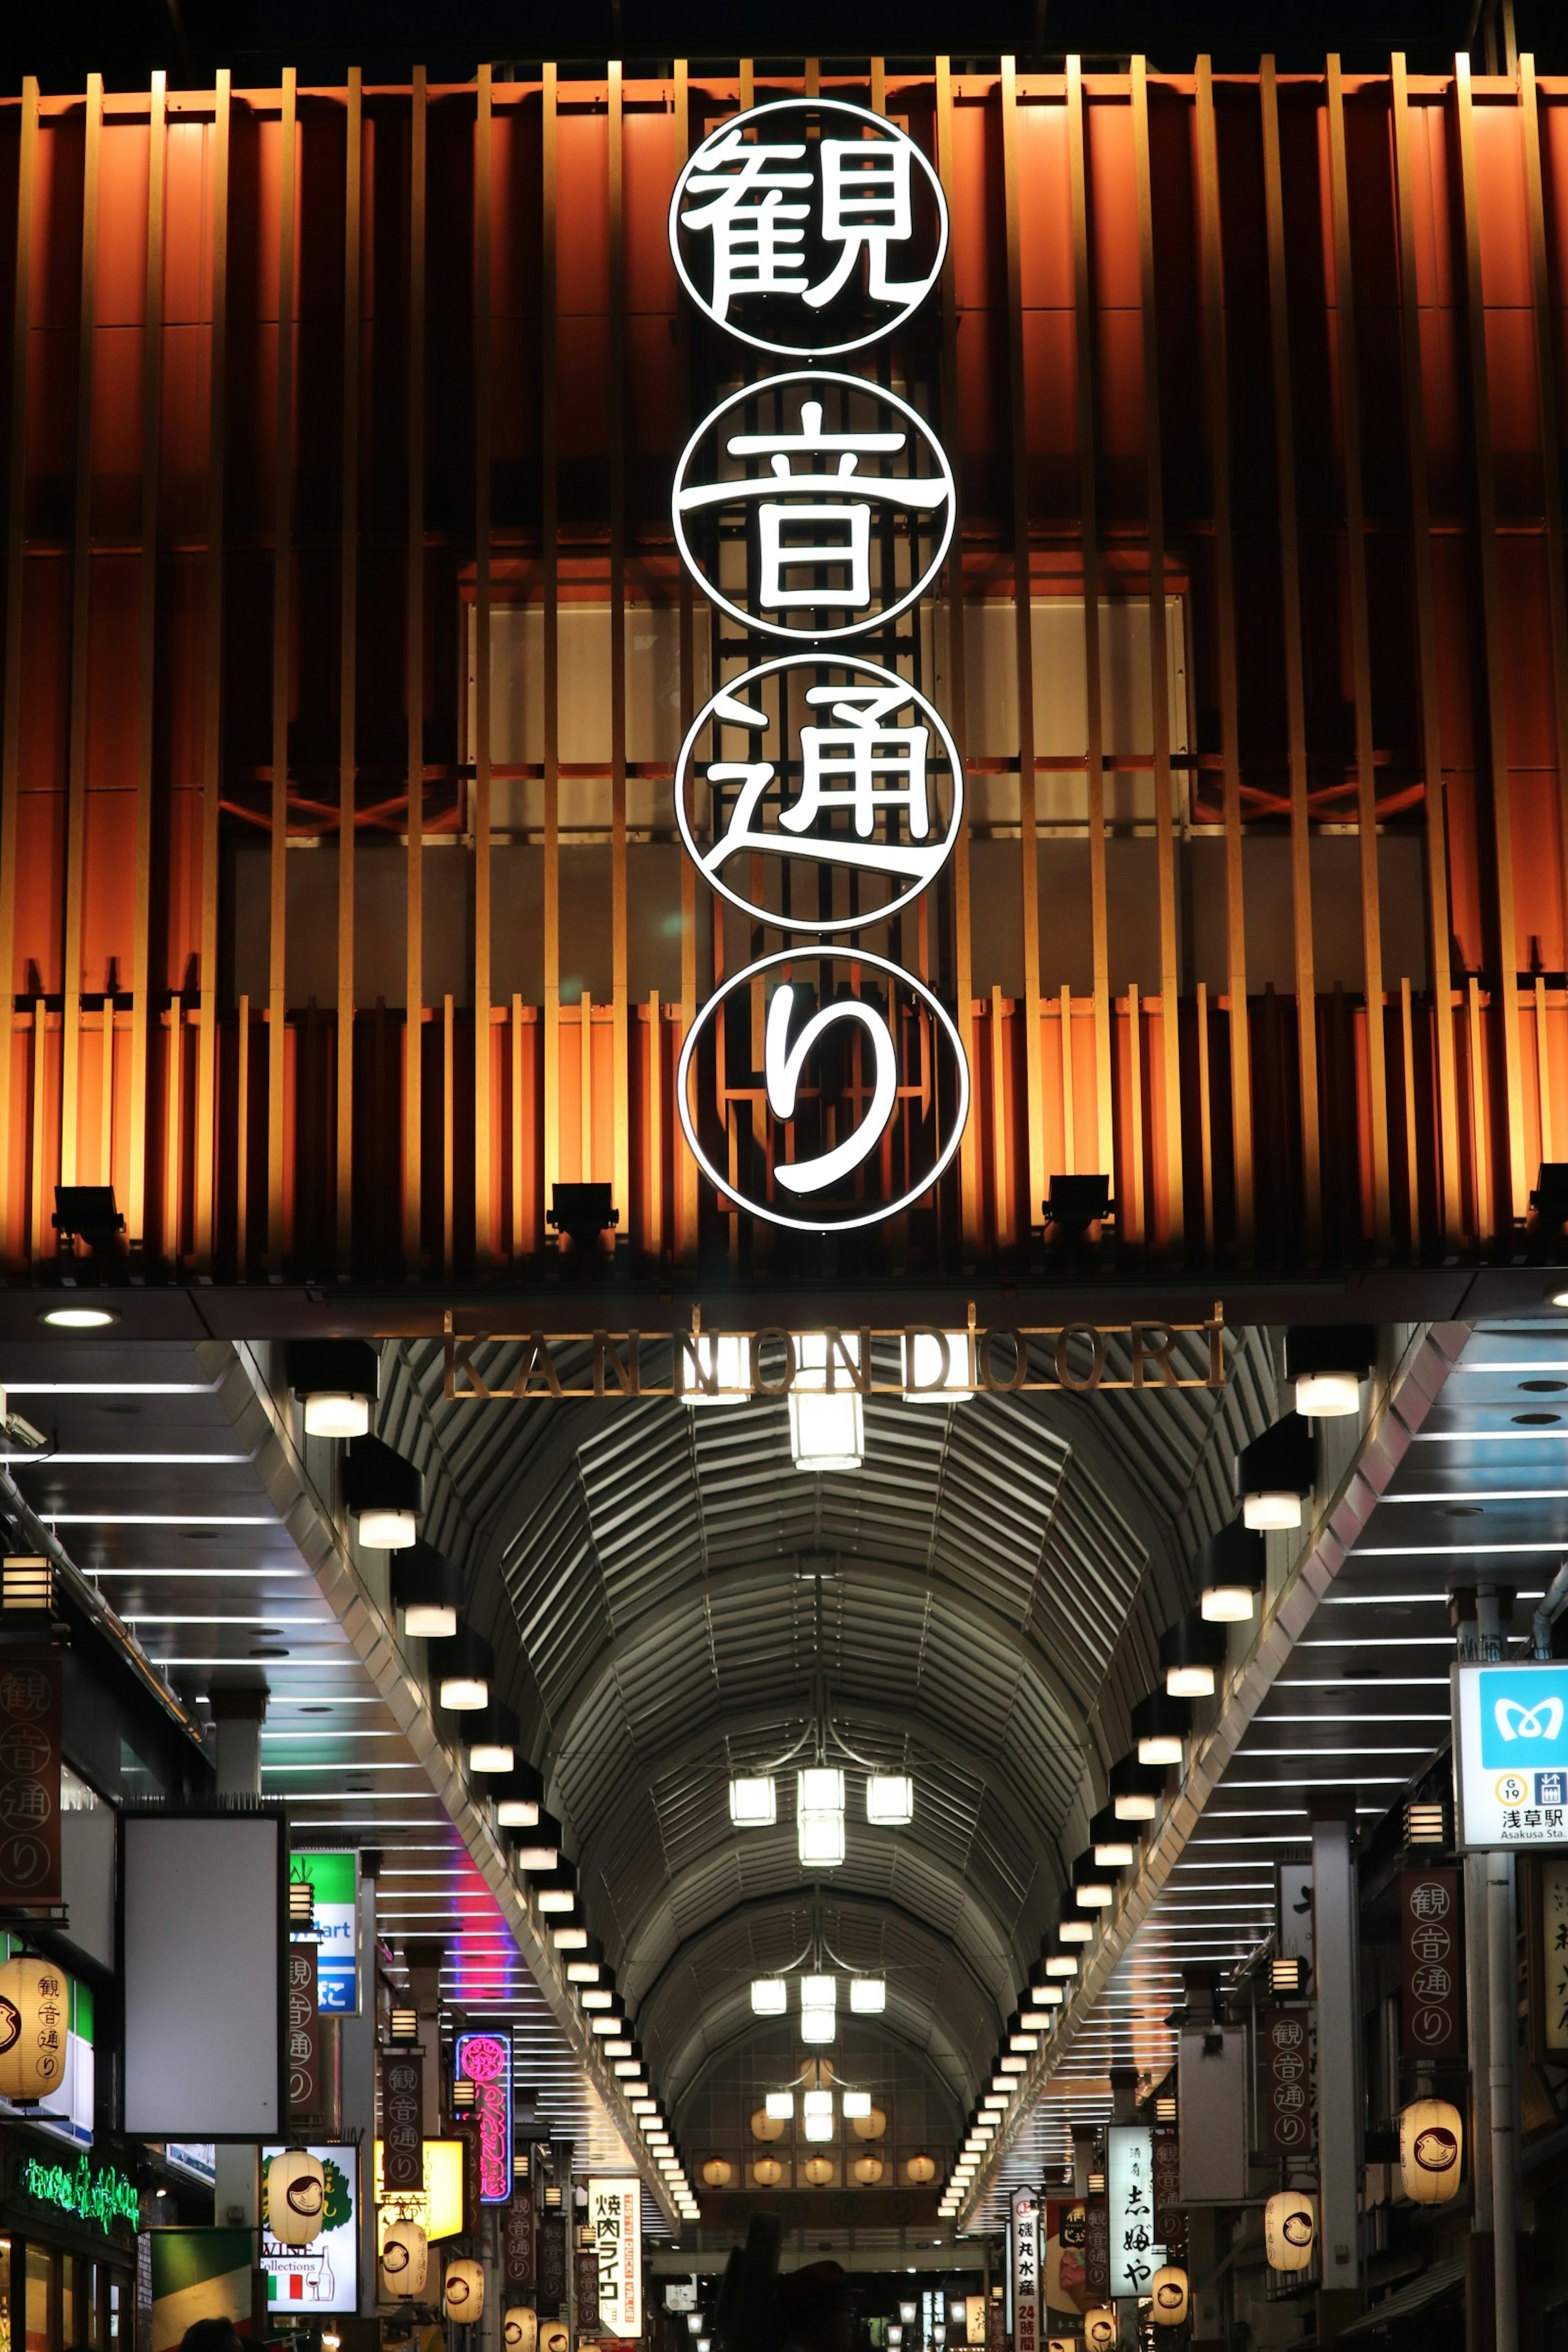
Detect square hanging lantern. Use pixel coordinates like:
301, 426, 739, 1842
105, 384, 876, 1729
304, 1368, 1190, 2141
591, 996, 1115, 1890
751, 1978, 787, 2015
866, 1774, 914, 1826
730, 1776, 777, 1827
848, 1978, 886, 2013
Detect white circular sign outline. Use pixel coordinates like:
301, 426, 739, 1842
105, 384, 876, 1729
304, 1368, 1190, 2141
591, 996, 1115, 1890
675, 944, 971, 1234
675, 652, 965, 936
667, 96, 950, 360
672, 370, 956, 646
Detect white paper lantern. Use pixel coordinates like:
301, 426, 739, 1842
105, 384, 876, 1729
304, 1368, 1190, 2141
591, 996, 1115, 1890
539, 2324, 570, 2352
1085, 2308, 1118, 2352
1150, 2268, 1189, 2328
380, 2220, 429, 2299
1264, 2189, 1316, 2271
0, 1957, 67, 2103
444, 2257, 485, 2321
1400, 2099, 1463, 2203
503, 2310, 538, 2352
266, 2149, 325, 2247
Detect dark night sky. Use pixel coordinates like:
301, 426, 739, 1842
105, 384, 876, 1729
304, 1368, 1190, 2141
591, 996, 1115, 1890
4, 0, 1562, 96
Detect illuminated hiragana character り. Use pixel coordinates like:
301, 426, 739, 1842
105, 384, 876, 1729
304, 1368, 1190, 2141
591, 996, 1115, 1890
805, 139, 926, 309
766, 985, 898, 1197
679, 129, 813, 318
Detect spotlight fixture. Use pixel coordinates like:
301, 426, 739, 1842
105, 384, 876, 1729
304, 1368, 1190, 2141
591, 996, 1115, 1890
1285, 1325, 1375, 1419
343, 1434, 423, 1550
788, 1333, 864, 1472
288, 1339, 381, 1440
391, 1538, 464, 1639
729, 1776, 777, 1827
1270, 1956, 1306, 1996
1159, 1614, 1227, 1701
1237, 1413, 1314, 1531
1131, 1692, 1190, 1768
1042, 1172, 1112, 1242
1198, 1518, 1266, 1624
39, 1304, 118, 1328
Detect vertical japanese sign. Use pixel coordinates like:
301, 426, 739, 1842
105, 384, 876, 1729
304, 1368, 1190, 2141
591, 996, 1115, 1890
1045, 2202, 1088, 2316
588, 2179, 641, 2340
1083, 2198, 1109, 2302
1258, 2008, 1313, 2157
380, 2051, 423, 2194
503, 2180, 536, 2290
1401, 1867, 1462, 2059
1152, 2128, 1185, 2264
0, 1646, 62, 1907
536, 2212, 567, 2312
668, 100, 969, 1234
1542, 1856, 1568, 2052
1106, 2127, 1161, 2299
454, 2031, 513, 2203
287, 1945, 320, 2118
1011, 2187, 1040, 2352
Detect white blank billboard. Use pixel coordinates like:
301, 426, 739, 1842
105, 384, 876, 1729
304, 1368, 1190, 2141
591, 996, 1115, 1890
121, 1811, 285, 2138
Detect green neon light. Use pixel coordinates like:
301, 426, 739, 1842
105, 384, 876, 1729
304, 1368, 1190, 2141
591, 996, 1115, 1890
20, 2153, 139, 2233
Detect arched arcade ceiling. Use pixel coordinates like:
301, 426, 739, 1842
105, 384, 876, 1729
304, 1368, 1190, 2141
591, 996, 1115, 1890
379, 1326, 1279, 2132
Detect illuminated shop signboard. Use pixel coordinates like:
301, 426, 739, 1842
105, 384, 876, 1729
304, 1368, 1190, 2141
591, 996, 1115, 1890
454, 2031, 512, 2205
18, 2151, 139, 2234
289, 1850, 359, 2013
668, 100, 967, 1233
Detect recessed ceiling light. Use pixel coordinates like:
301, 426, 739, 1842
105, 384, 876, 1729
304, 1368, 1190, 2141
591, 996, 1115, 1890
1514, 1412, 1561, 1426
39, 1305, 119, 1329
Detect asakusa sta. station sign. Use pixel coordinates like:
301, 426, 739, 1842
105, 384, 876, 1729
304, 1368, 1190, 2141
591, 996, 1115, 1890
667, 99, 969, 1234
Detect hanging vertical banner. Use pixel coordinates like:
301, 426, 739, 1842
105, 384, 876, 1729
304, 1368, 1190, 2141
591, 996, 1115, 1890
0, 1645, 62, 1908
503, 2182, 536, 2291
287, 1946, 319, 2118
1401, 1866, 1462, 2059
1152, 2129, 1185, 2263
536, 2214, 567, 2312
380, 2051, 424, 2194
588, 2179, 641, 2341
1045, 2202, 1088, 2316
1106, 2127, 1160, 2299
575, 2246, 600, 2335
1541, 1855, 1568, 2053
1258, 2008, 1313, 2157
1011, 2187, 1040, 2352
1083, 2198, 1109, 2302
454, 2032, 513, 2204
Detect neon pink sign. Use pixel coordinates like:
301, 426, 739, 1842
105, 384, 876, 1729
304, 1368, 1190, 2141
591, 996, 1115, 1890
454, 2031, 512, 2205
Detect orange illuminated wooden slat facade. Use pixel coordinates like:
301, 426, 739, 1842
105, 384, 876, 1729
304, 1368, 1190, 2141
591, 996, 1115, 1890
2, 57, 1567, 1287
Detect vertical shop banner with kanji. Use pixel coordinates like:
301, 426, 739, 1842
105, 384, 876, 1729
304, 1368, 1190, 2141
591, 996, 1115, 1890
1152, 2128, 1185, 2264
1401, 1867, 1462, 2058
287, 1947, 319, 2119
588, 2180, 641, 2340
1011, 2187, 1040, 2352
1083, 2198, 1109, 2301
1045, 2202, 1088, 2316
503, 2183, 536, 2291
536, 2214, 567, 2312
1106, 2128, 1162, 2299
455, 2033, 512, 2203
380, 2051, 423, 2194
0, 1646, 62, 1907
1258, 2008, 1314, 2157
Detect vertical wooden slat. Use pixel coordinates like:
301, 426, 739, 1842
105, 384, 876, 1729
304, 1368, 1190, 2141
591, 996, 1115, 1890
1194, 57, 1254, 1258
268, 69, 297, 1277
647, 991, 663, 1255
1537, 974, 1554, 1164
128, 72, 165, 1253
443, 991, 454, 1278
336, 69, 361, 1276
510, 991, 523, 1249
1469, 973, 1492, 1236
165, 995, 182, 1260
1521, 58, 1568, 1047
1127, 983, 1145, 1241
1000, 59, 1046, 1226
608, 58, 630, 1234
404, 66, 427, 1274
1129, 58, 1184, 1258
542, 63, 561, 1233
1456, 54, 1526, 1234
674, 60, 698, 1265
935, 57, 979, 1258
580, 992, 594, 1183
1059, 984, 1075, 1173
1066, 58, 1114, 1182
1195, 979, 1214, 1259
0, 80, 38, 1263
61, 74, 103, 1195
1403, 976, 1421, 1237
98, 1008, 113, 1186
1258, 56, 1322, 1256
236, 993, 249, 1272
989, 987, 1009, 1247
29, 1000, 45, 1264
194, 71, 230, 1272
473, 63, 494, 1272
1325, 56, 1391, 1251
1390, 54, 1461, 1245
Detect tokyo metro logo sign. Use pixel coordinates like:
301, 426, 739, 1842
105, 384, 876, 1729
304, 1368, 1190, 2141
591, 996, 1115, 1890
668, 97, 968, 1235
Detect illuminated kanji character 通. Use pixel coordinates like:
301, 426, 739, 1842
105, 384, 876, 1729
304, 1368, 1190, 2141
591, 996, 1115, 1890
790, 687, 931, 841
679, 130, 813, 318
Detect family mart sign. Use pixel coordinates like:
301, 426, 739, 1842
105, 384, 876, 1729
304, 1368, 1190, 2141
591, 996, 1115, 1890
1454, 1663, 1568, 1847
290, 1852, 358, 2012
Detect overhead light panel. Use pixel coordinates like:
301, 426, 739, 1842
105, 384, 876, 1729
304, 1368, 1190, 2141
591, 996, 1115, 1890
788, 1334, 864, 1472
849, 1978, 886, 2013
751, 1978, 787, 2015
730, 1775, 777, 1826
866, 1773, 914, 1826
797, 1768, 846, 1869
842, 2091, 871, 2118
764, 2093, 795, 2122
